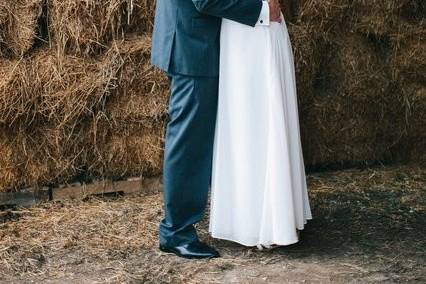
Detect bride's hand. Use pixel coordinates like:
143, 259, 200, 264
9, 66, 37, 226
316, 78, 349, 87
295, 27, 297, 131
268, 0, 282, 23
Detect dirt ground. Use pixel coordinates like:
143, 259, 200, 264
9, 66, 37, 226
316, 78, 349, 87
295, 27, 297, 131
1, 164, 425, 283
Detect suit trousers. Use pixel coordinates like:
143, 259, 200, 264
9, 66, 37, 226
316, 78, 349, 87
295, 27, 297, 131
159, 72, 219, 246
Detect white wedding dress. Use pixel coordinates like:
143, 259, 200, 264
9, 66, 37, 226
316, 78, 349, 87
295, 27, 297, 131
208, 15, 313, 247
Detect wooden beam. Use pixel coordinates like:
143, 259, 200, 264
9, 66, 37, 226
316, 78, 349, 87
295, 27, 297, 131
0, 177, 162, 207
0, 187, 50, 208
51, 177, 162, 201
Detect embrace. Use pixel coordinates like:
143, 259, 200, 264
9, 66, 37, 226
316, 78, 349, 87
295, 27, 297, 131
151, 0, 312, 259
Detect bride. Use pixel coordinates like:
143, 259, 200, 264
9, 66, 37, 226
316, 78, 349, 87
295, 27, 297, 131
208, 0, 313, 249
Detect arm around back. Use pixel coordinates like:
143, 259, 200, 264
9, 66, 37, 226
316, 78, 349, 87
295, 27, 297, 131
192, 0, 263, 27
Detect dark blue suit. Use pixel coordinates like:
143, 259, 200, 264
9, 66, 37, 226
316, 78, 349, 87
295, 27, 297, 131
151, 0, 263, 246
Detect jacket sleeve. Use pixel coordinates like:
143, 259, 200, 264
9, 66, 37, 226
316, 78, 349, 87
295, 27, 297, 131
192, 0, 263, 27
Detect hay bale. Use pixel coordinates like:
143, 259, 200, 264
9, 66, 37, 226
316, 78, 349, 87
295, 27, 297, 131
327, 33, 390, 99
0, 128, 20, 191
125, 0, 157, 33
0, 34, 168, 191
399, 0, 425, 23
352, 0, 424, 36
87, 35, 167, 180
389, 23, 426, 84
352, 0, 402, 35
301, 88, 416, 166
300, 32, 395, 165
302, 96, 387, 165
0, 0, 43, 58
0, 58, 42, 125
288, 22, 323, 106
398, 85, 426, 164
88, 121, 165, 179
102, 35, 169, 125
281, 0, 298, 23
0, 123, 89, 191
38, 51, 121, 126
299, 22, 425, 166
305, 31, 390, 111
0, 48, 121, 126
295, 0, 352, 40
49, 0, 156, 56
0, 118, 165, 192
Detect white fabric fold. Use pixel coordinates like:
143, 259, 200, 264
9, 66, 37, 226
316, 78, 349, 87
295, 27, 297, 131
209, 14, 313, 247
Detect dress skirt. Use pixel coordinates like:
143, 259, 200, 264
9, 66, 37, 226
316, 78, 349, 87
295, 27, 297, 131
208, 15, 313, 247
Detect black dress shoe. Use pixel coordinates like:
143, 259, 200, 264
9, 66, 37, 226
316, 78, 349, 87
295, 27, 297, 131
159, 241, 220, 259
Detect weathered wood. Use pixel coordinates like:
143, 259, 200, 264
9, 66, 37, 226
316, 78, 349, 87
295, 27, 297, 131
0, 177, 162, 208
113, 179, 143, 194
0, 187, 50, 208
52, 177, 162, 201
53, 180, 116, 200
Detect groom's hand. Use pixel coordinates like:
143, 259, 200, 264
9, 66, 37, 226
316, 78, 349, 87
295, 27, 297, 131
268, 0, 282, 23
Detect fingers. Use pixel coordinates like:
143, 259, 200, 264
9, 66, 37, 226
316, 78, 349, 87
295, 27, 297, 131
269, 0, 282, 22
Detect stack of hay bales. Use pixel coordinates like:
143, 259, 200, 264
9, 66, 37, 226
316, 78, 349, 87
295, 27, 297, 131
288, 0, 425, 166
88, 36, 167, 179
0, 0, 424, 191
0, 0, 167, 191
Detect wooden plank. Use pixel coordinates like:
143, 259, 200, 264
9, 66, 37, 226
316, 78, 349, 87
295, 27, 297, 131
53, 180, 115, 200
112, 179, 143, 194
0, 187, 50, 208
51, 177, 159, 200
0, 192, 36, 207
0, 177, 162, 207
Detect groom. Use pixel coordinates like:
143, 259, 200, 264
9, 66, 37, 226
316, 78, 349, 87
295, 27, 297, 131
151, 0, 282, 259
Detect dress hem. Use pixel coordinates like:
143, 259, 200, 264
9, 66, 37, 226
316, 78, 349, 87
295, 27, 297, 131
208, 217, 313, 247
209, 232, 300, 247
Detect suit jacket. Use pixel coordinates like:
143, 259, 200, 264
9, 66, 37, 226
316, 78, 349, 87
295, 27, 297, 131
151, 0, 263, 77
